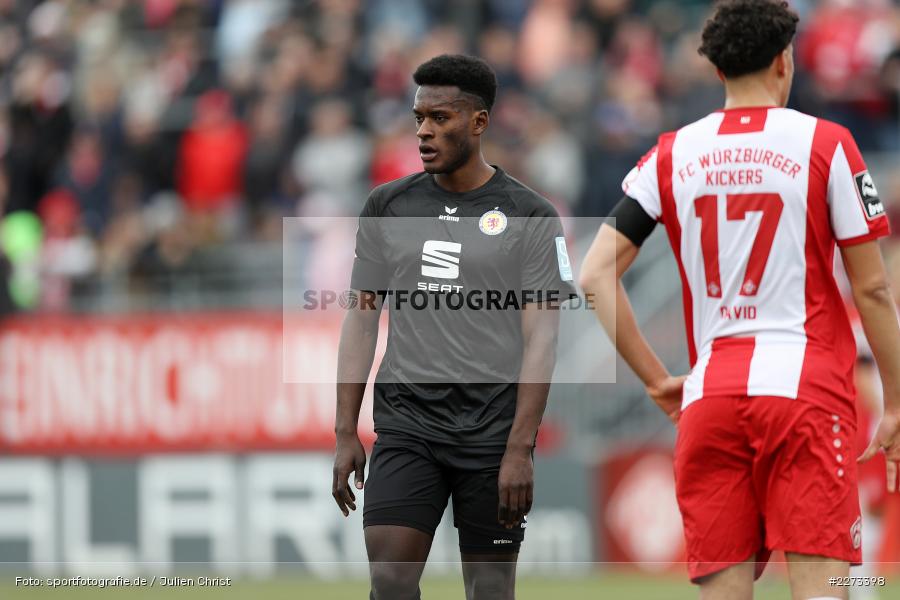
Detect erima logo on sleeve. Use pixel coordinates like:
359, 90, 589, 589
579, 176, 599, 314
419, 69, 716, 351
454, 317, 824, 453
421, 240, 461, 279
855, 171, 884, 220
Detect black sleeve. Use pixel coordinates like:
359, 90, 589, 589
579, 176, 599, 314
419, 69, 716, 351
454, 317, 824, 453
349, 189, 390, 293
607, 195, 657, 247
520, 205, 578, 303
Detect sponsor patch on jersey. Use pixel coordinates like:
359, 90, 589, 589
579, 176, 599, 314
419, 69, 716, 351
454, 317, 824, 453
421, 240, 461, 279
555, 236, 573, 281
622, 165, 639, 194
854, 171, 884, 220
478, 210, 507, 235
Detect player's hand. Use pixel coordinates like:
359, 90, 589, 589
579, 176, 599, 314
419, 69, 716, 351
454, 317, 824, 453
332, 433, 367, 516
646, 375, 686, 425
498, 447, 533, 529
858, 407, 900, 493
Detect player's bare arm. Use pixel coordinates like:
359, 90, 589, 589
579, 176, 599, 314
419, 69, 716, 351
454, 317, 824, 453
498, 304, 559, 530
580, 224, 683, 424
333, 291, 383, 516
845, 242, 900, 491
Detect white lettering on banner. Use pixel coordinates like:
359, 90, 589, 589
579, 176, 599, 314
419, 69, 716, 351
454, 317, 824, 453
61, 459, 137, 575
0, 456, 592, 575
245, 455, 343, 578
213, 328, 268, 441
43, 338, 86, 438
0, 459, 55, 575
0, 315, 373, 451
138, 330, 195, 442
139, 456, 239, 573
0, 333, 23, 443
84, 332, 138, 438
517, 510, 591, 573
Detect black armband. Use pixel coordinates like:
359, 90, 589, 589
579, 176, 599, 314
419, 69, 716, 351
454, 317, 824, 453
606, 196, 657, 247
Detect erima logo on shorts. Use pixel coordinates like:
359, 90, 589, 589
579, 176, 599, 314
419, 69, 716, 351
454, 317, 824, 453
855, 171, 884, 220
850, 516, 862, 550
421, 240, 461, 279
493, 539, 513, 545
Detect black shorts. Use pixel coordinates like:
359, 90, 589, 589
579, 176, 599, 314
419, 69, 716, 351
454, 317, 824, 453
362, 431, 526, 554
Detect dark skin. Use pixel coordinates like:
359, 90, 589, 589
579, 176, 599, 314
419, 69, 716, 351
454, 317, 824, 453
333, 84, 559, 599
413, 85, 496, 191
332, 291, 382, 518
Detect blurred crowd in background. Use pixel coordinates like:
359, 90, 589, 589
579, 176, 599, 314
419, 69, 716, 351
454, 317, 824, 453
2, 0, 900, 312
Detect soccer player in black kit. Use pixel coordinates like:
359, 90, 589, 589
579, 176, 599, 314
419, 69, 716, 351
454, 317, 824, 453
332, 54, 575, 600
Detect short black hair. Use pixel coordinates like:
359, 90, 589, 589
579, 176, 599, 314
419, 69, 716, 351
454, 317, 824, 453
413, 54, 498, 112
699, 0, 799, 78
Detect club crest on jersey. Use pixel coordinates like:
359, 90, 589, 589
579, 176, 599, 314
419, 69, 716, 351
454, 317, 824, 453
479, 209, 507, 235
854, 171, 884, 220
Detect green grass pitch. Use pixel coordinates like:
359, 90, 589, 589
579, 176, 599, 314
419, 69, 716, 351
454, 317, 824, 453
8, 572, 896, 599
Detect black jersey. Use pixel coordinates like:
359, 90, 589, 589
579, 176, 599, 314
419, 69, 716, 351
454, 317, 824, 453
350, 167, 576, 445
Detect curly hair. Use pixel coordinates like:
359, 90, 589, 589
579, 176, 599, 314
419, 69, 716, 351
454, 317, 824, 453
413, 54, 498, 112
699, 0, 799, 78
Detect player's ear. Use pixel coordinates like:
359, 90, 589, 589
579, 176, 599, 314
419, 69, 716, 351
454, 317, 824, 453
715, 69, 726, 84
774, 48, 788, 77
782, 44, 794, 76
472, 109, 489, 136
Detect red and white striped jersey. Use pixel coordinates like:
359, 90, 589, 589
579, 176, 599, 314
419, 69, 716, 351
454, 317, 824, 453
622, 107, 890, 418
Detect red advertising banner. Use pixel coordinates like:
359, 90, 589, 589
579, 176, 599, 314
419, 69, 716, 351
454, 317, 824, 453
596, 448, 686, 573
0, 312, 375, 454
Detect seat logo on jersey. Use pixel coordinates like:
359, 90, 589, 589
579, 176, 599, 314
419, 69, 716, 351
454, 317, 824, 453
855, 171, 884, 220
439, 205, 460, 222
421, 240, 461, 279
479, 209, 507, 235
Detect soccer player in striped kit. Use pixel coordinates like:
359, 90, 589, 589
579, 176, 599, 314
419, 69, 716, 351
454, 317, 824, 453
581, 1, 900, 598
